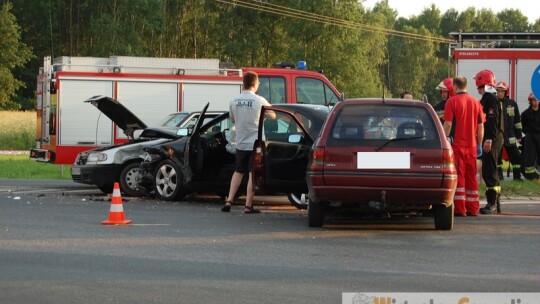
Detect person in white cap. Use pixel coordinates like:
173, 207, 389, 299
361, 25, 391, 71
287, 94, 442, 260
474, 69, 504, 214
433, 77, 454, 124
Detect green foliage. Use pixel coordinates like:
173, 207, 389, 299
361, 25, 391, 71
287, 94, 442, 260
0, 2, 33, 110
7, 0, 538, 110
497, 9, 531, 32
472, 9, 502, 32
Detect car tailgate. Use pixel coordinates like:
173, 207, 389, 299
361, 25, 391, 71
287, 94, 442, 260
322, 146, 444, 188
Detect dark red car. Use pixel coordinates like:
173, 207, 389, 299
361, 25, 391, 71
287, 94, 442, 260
253, 98, 457, 230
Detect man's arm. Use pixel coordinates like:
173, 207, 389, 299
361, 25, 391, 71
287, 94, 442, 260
477, 123, 484, 146
443, 121, 452, 137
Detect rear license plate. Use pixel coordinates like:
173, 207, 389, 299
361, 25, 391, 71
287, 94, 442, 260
71, 167, 81, 175
357, 152, 410, 169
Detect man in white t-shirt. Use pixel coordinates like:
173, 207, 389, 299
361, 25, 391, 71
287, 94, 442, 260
221, 71, 274, 214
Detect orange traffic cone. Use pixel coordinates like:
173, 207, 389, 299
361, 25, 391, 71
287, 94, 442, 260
102, 182, 132, 225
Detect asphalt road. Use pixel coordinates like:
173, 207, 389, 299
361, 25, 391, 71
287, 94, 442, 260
1, 179, 539, 304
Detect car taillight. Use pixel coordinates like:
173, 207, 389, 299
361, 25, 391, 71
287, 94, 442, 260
443, 148, 456, 175
310, 147, 325, 171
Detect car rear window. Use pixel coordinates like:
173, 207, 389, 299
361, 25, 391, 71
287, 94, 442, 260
327, 103, 440, 148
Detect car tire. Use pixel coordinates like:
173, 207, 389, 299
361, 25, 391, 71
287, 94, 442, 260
153, 159, 187, 201
434, 203, 454, 230
308, 201, 325, 227
287, 193, 308, 210
119, 162, 145, 197
98, 184, 113, 195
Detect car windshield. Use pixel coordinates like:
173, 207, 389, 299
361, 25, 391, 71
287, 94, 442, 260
161, 113, 190, 127
327, 103, 440, 148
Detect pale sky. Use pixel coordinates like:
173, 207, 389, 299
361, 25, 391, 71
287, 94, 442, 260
362, 0, 539, 24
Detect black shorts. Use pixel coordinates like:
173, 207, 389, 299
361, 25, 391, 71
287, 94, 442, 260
234, 150, 253, 174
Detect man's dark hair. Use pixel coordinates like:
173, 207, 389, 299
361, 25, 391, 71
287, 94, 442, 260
400, 90, 412, 98
243, 71, 259, 89
453, 76, 467, 90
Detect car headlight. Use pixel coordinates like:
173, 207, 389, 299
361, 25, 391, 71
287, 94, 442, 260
87, 152, 108, 162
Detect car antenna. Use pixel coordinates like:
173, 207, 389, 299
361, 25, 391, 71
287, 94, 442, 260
382, 85, 386, 103
422, 94, 429, 103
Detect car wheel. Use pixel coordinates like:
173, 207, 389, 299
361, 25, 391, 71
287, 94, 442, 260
97, 184, 113, 194
434, 203, 454, 230
308, 201, 325, 227
119, 162, 145, 197
153, 159, 187, 201
287, 193, 308, 210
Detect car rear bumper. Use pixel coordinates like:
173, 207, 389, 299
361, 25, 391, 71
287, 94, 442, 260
308, 186, 455, 208
71, 164, 122, 188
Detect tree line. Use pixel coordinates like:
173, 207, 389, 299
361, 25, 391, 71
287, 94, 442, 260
2, 0, 539, 110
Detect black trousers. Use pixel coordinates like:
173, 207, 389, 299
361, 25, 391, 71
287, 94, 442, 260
498, 144, 522, 178
482, 133, 504, 189
522, 134, 540, 178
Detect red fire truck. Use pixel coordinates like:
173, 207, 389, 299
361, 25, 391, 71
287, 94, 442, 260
451, 32, 540, 112
30, 56, 342, 164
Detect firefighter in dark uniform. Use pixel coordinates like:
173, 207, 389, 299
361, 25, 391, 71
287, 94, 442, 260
433, 78, 455, 124
474, 70, 504, 214
521, 93, 540, 180
495, 81, 523, 180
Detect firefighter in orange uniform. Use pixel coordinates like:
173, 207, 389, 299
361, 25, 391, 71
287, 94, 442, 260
443, 76, 485, 216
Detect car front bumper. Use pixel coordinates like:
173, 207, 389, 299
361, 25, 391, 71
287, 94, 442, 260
71, 164, 122, 188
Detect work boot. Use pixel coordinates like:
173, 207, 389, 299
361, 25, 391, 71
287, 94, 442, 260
497, 167, 504, 180
480, 203, 497, 214
480, 189, 498, 215
513, 168, 522, 181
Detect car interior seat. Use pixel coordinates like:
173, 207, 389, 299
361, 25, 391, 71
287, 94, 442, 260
339, 123, 363, 139
397, 122, 424, 138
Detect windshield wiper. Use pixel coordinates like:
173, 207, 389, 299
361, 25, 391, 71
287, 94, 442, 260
375, 136, 425, 152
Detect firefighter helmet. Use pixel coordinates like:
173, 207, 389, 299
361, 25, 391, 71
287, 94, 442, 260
436, 78, 454, 97
495, 81, 510, 96
474, 70, 496, 87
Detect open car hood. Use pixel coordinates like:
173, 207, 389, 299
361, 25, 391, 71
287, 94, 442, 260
84, 95, 148, 138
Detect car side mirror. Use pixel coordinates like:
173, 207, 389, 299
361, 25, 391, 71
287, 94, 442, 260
288, 134, 302, 143
177, 128, 189, 136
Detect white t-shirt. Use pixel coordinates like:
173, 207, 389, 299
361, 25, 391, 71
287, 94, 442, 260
229, 90, 271, 151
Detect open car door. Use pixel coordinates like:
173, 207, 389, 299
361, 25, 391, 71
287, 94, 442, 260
185, 103, 210, 181
253, 106, 314, 193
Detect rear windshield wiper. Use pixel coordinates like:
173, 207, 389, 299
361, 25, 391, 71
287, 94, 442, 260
375, 136, 425, 152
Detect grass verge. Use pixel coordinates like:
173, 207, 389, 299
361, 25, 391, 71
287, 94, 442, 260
0, 155, 72, 180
